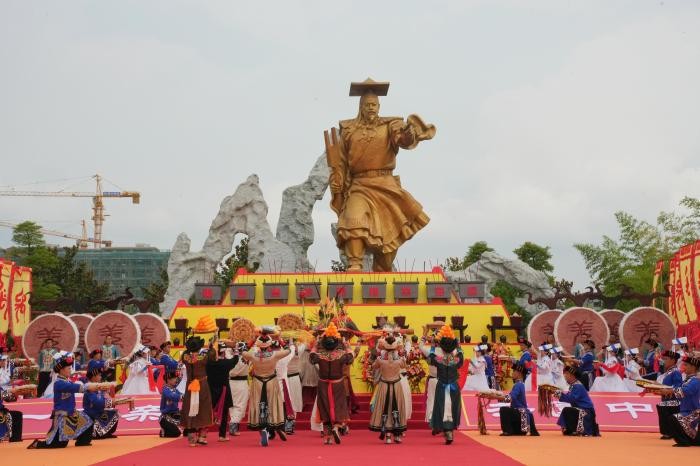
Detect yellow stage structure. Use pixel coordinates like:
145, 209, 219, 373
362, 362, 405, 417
168, 270, 522, 393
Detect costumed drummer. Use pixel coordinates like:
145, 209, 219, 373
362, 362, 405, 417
499, 362, 539, 436
655, 350, 684, 440
160, 371, 183, 438
83, 368, 120, 439
0, 384, 24, 442
553, 365, 600, 436
28, 352, 109, 449
662, 355, 700, 447
428, 325, 464, 445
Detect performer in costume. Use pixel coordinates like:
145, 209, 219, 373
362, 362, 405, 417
227, 341, 250, 437
206, 341, 240, 442
553, 365, 600, 436
286, 341, 306, 429
663, 356, 700, 447
148, 346, 162, 384
83, 368, 121, 439
37, 338, 58, 396
310, 323, 355, 445
515, 338, 533, 380
158, 341, 179, 372
429, 325, 464, 445
159, 371, 183, 438
420, 328, 439, 425
121, 346, 158, 395
464, 344, 490, 391
550, 347, 568, 390
275, 339, 297, 434
0, 385, 24, 442
524, 345, 554, 391
243, 328, 291, 446
180, 337, 215, 447
101, 336, 121, 382
493, 334, 513, 391
590, 345, 627, 392
499, 362, 539, 436
369, 327, 408, 444
655, 350, 684, 439
28, 352, 109, 449
484, 345, 496, 389
622, 348, 644, 393
575, 339, 596, 390
0, 355, 11, 389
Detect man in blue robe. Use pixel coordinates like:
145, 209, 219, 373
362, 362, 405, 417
656, 351, 684, 439
554, 365, 600, 436
664, 356, 700, 447
499, 362, 539, 436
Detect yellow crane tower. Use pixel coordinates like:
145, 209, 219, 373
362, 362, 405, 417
0, 174, 140, 248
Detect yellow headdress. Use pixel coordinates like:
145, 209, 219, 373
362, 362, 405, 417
323, 322, 341, 339
436, 324, 455, 340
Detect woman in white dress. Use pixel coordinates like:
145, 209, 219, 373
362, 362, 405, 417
590, 345, 628, 392
622, 348, 644, 393
549, 347, 569, 390
121, 346, 159, 395
463, 345, 490, 392
524, 345, 554, 391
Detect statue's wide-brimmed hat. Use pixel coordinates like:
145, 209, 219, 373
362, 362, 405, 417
349, 78, 389, 96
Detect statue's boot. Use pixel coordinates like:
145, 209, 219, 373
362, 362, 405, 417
372, 250, 397, 272
345, 239, 365, 271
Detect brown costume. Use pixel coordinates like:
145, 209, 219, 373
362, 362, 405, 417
180, 350, 215, 432
369, 356, 408, 435
243, 348, 290, 431
310, 348, 354, 427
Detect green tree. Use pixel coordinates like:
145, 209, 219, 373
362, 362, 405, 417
141, 266, 168, 313
11, 221, 45, 255
214, 237, 260, 288
513, 241, 554, 273
443, 241, 494, 271
574, 197, 700, 310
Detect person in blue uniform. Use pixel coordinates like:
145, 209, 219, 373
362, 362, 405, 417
516, 338, 533, 378
0, 386, 23, 442
656, 350, 684, 440
554, 365, 600, 436
499, 362, 539, 436
483, 344, 496, 389
160, 371, 183, 438
663, 356, 700, 447
27, 352, 104, 449
576, 339, 596, 390
159, 341, 179, 373
83, 368, 120, 439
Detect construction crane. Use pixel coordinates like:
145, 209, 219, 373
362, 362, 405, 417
0, 220, 113, 248
0, 174, 139, 248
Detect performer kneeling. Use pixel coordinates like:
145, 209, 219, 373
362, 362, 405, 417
28, 352, 108, 449
428, 325, 464, 445
662, 356, 700, 447
160, 371, 183, 438
83, 368, 124, 439
553, 365, 600, 436
499, 362, 539, 436
0, 385, 24, 442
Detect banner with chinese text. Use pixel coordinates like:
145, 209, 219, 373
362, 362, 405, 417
692, 240, 700, 320
10, 265, 32, 336
461, 391, 662, 432
0, 260, 14, 333
677, 244, 695, 325
668, 256, 679, 324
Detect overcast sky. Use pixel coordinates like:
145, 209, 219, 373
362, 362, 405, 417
1, 0, 699, 288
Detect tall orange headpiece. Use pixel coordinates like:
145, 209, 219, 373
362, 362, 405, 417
436, 324, 455, 340
323, 322, 341, 339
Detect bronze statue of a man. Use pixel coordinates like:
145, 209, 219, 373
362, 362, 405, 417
324, 78, 436, 272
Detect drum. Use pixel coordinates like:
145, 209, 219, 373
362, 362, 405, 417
619, 307, 675, 350
22, 313, 79, 362
133, 313, 171, 348
599, 309, 625, 343
229, 318, 257, 343
553, 307, 609, 355
85, 310, 142, 357
527, 309, 562, 346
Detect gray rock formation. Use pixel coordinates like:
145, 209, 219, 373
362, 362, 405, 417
161, 175, 300, 317
275, 154, 329, 265
444, 251, 554, 314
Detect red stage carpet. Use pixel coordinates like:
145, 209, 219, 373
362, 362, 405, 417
92, 430, 523, 466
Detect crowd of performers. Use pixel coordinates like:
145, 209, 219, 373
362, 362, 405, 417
1, 323, 699, 449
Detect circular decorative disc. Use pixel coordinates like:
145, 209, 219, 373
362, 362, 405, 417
619, 307, 675, 350
527, 309, 562, 346
68, 314, 94, 350
229, 318, 256, 343
599, 309, 625, 343
277, 313, 304, 331
22, 313, 79, 362
554, 307, 610, 355
133, 313, 170, 348
85, 310, 141, 357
